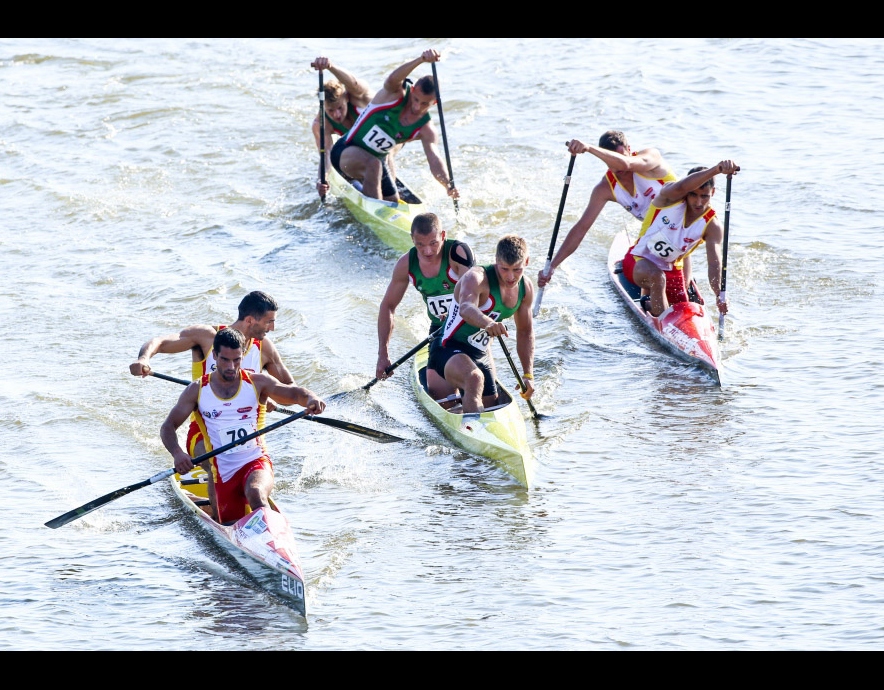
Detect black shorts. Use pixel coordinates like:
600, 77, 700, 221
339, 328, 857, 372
427, 337, 498, 398
330, 138, 397, 198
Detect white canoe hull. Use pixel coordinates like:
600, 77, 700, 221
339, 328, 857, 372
171, 469, 307, 616
608, 230, 722, 385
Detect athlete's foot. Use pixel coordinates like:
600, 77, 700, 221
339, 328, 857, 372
461, 412, 481, 432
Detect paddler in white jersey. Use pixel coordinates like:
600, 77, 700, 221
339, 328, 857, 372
429, 235, 536, 424
375, 212, 474, 400
537, 131, 680, 287
129, 291, 294, 516
621, 161, 740, 317
161, 328, 325, 524
330, 48, 460, 203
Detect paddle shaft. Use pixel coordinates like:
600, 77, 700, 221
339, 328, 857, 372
534, 152, 577, 317
496, 336, 538, 419
318, 70, 326, 201
430, 62, 458, 216
718, 174, 732, 340
44, 407, 310, 529
148, 372, 402, 443
361, 327, 442, 391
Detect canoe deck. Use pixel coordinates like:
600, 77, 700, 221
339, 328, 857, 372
328, 167, 426, 254
607, 229, 722, 385
410, 345, 534, 487
171, 467, 307, 617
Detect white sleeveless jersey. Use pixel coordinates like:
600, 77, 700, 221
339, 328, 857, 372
195, 371, 267, 483
605, 168, 676, 221
192, 325, 263, 379
632, 202, 717, 271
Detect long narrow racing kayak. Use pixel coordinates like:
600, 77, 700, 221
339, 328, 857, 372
411, 345, 534, 487
171, 467, 307, 617
328, 166, 426, 254
608, 229, 722, 385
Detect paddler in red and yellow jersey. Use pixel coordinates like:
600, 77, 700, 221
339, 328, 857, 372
310, 56, 373, 199
622, 161, 740, 317
330, 48, 460, 203
537, 131, 677, 288
161, 328, 325, 524
129, 291, 294, 514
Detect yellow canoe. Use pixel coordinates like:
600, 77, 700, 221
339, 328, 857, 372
328, 167, 426, 254
411, 345, 534, 488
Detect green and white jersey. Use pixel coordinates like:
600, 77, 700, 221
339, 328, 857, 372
440, 265, 525, 352
408, 239, 463, 330
343, 83, 431, 159
324, 102, 360, 136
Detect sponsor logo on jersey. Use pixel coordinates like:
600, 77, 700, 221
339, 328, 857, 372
237, 406, 253, 413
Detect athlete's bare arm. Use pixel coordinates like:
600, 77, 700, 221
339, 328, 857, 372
129, 324, 217, 377
511, 282, 536, 399
703, 219, 728, 314
568, 139, 668, 177
251, 373, 325, 414
312, 57, 372, 109
657, 161, 740, 206
376, 254, 412, 379
160, 383, 201, 474
455, 268, 507, 338
377, 49, 440, 102
538, 180, 615, 287
419, 124, 458, 197
259, 338, 294, 385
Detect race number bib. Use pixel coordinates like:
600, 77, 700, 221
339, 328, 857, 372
362, 125, 395, 155
467, 311, 501, 351
427, 294, 454, 321
221, 423, 257, 455
647, 231, 679, 261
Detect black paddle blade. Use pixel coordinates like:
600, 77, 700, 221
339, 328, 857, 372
45, 483, 145, 529
45, 468, 174, 529
305, 415, 404, 443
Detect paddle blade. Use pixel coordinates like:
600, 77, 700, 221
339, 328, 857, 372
307, 415, 404, 443
45, 468, 175, 529
532, 286, 546, 318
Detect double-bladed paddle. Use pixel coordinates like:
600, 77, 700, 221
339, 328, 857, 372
45, 407, 312, 529
148, 372, 402, 443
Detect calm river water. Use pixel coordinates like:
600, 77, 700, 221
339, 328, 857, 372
2, 38, 882, 649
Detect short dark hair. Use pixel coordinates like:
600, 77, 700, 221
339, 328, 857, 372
237, 291, 278, 320
411, 213, 442, 236
688, 166, 715, 190
496, 235, 528, 265
213, 327, 245, 355
598, 130, 628, 151
413, 75, 435, 96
